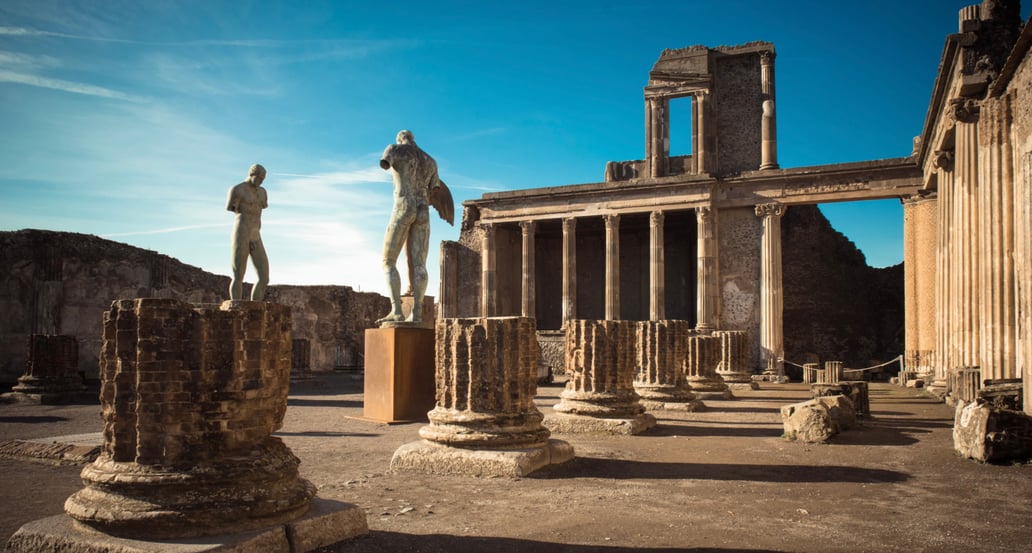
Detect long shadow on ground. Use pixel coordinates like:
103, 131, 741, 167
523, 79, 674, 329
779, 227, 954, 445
330, 532, 788, 553
531, 458, 910, 482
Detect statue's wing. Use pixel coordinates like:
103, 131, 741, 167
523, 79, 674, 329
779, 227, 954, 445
430, 180, 455, 226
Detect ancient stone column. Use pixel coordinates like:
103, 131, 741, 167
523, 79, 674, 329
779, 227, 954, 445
547, 319, 656, 434
696, 206, 719, 333
955, 100, 981, 382
649, 210, 666, 321
822, 361, 844, 384
8, 334, 83, 403
520, 220, 537, 319
802, 362, 819, 384
978, 95, 1017, 382
391, 317, 573, 477
604, 214, 621, 320
480, 222, 497, 317
694, 92, 710, 174
759, 50, 779, 170
562, 217, 578, 324
930, 153, 955, 396
714, 330, 757, 390
633, 320, 702, 410
646, 96, 669, 178
755, 203, 786, 381
63, 299, 341, 540
685, 333, 732, 399
291, 338, 312, 380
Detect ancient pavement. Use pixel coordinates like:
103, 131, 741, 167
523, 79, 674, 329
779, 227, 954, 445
2, 375, 1030, 552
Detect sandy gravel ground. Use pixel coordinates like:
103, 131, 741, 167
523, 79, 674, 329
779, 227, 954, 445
2, 375, 1030, 553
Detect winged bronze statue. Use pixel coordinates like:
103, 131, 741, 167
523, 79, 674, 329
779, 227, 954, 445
430, 179, 454, 226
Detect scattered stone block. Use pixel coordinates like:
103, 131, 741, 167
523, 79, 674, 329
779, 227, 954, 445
811, 381, 870, 420
391, 317, 573, 477
906, 378, 925, 389
781, 395, 857, 443
953, 401, 1032, 463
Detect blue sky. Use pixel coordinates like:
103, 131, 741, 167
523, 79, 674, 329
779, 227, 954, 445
2, 1, 1027, 297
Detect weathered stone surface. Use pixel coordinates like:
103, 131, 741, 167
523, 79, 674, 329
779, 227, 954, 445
781, 395, 856, 443
685, 334, 733, 400
714, 330, 756, 389
62, 299, 320, 540
5, 334, 84, 403
4, 498, 366, 553
392, 317, 572, 477
811, 381, 870, 421
547, 320, 655, 434
634, 320, 703, 410
953, 401, 1032, 463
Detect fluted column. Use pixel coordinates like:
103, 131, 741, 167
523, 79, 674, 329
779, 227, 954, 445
649, 211, 665, 321
954, 99, 981, 376
979, 95, 1016, 382
759, 50, 778, 170
605, 214, 621, 320
696, 206, 719, 333
685, 333, 731, 399
562, 217, 577, 323
634, 320, 701, 410
546, 319, 655, 434
520, 220, 536, 319
714, 330, 755, 389
903, 194, 938, 377
755, 203, 785, 379
391, 317, 574, 477
480, 223, 496, 317
931, 153, 954, 394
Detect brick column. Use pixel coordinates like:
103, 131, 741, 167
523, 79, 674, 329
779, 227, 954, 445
634, 320, 702, 410
562, 217, 577, 324
547, 319, 655, 434
391, 317, 573, 477
685, 333, 732, 399
10, 334, 83, 401
480, 223, 496, 317
714, 330, 756, 389
759, 50, 779, 170
520, 220, 536, 319
696, 206, 719, 333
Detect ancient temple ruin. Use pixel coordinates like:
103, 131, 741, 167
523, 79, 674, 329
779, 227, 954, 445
442, 42, 922, 378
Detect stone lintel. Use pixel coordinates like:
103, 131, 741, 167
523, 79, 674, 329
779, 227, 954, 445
543, 412, 657, 435
4, 498, 367, 553
390, 439, 574, 478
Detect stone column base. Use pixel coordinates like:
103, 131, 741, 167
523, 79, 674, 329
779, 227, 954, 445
390, 439, 574, 478
5, 498, 367, 553
726, 381, 760, 391
753, 373, 789, 383
638, 398, 706, 411
544, 412, 657, 435
687, 378, 734, 400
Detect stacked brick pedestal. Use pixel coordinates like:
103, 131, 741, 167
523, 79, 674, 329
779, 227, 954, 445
7, 299, 367, 553
685, 334, 733, 400
546, 319, 656, 434
633, 320, 703, 411
391, 317, 573, 477
7, 334, 84, 403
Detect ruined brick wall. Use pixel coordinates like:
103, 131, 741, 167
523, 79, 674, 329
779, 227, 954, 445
0, 229, 389, 383
715, 53, 763, 175
781, 205, 904, 373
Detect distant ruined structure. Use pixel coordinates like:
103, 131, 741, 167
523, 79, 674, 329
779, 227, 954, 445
0, 229, 388, 384
444, 41, 919, 380
444, 0, 1032, 419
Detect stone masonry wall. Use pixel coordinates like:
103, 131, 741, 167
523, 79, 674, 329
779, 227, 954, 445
717, 206, 762, 370
0, 229, 389, 383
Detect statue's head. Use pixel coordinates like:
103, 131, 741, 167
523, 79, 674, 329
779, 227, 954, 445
249, 163, 267, 185
396, 130, 415, 145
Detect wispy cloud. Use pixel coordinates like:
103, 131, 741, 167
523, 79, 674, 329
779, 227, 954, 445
0, 68, 142, 101
101, 223, 229, 238
447, 127, 507, 142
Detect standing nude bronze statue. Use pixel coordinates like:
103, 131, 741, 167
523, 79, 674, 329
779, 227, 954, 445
376, 130, 453, 325
226, 163, 269, 301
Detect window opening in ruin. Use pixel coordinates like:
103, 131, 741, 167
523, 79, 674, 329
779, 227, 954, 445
668, 97, 694, 160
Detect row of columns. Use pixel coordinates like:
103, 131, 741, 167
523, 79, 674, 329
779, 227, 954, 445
478, 204, 786, 377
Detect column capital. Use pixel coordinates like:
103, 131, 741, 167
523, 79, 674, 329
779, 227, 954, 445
760, 50, 776, 64
754, 203, 785, 219
649, 210, 664, 227
478, 221, 496, 239
519, 220, 536, 235
933, 149, 955, 171
562, 216, 577, 232
604, 213, 621, 229
949, 98, 980, 124
696, 205, 714, 223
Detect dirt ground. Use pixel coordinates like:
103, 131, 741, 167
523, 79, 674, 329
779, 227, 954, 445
2, 374, 1031, 553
